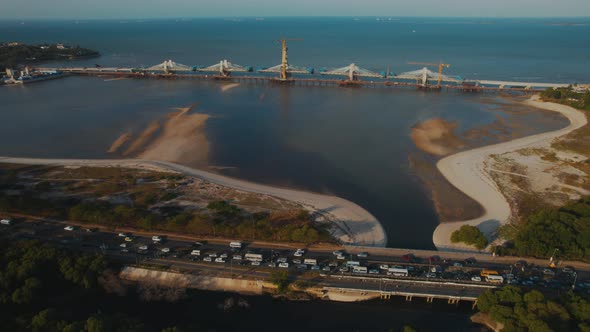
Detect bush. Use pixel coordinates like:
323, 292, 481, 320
450, 225, 488, 249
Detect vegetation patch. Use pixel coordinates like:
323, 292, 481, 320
450, 225, 488, 250
476, 286, 590, 332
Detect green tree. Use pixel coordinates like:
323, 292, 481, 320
269, 270, 290, 293
450, 225, 488, 249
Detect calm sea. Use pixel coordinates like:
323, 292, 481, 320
0, 17, 587, 249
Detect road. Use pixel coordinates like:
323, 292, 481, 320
1, 217, 588, 300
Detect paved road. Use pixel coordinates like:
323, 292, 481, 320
1, 217, 588, 299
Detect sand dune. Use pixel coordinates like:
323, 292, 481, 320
411, 118, 465, 156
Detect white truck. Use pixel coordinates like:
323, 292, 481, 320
387, 267, 409, 277
352, 266, 368, 274
244, 253, 263, 262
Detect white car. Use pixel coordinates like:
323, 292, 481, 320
336, 254, 346, 260
292, 259, 302, 264
232, 255, 243, 260
64, 226, 74, 231
357, 252, 368, 258
214, 257, 225, 263
379, 264, 389, 270
152, 236, 162, 242
161, 248, 170, 253
251, 261, 260, 266
203, 256, 212, 262
118, 233, 129, 237
0, 219, 12, 225
124, 236, 133, 242
369, 269, 380, 275
294, 249, 305, 257
220, 253, 228, 259
278, 262, 289, 268
277, 257, 287, 263
120, 243, 127, 248
311, 265, 321, 271
332, 250, 343, 256
208, 252, 218, 258
138, 245, 148, 251
471, 276, 482, 282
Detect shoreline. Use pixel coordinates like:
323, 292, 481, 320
0, 156, 387, 247
433, 95, 588, 251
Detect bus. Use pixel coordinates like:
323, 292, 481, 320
480, 269, 499, 277
486, 275, 504, 284
229, 241, 243, 249
244, 253, 263, 262
387, 267, 409, 277
352, 266, 368, 274
304, 258, 318, 266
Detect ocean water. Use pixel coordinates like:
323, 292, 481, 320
0, 17, 586, 249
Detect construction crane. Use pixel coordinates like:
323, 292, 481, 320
276, 37, 304, 80
407, 61, 451, 88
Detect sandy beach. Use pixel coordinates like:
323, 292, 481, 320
0, 156, 387, 247
433, 95, 588, 251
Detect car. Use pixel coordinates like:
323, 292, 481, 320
379, 264, 389, 270
293, 259, 302, 264
294, 249, 305, 257
277, 257, 287, 263
220, 253, 228, 259
336, 254, 346, 260
203, 257, 212, 262
322, 266, 332, 272
471, 276, 482, 282
64, 226, 75, 231
251, 261, 260, 266
193, 241, 204, 247
214, 257, 225, 263
453, 262, 463, 267
339, 266, 349, 272
357, 252, 369, 258
311, 265, 320, 271
84, 228, 96, 233
369, 269, 380, 275
161, 247, 170, 253
124, 236, 133, 242
118, 233, 129, 237
120, 243, 127, 248
426, 273, 437, 278
268, 262, 277, 268
233, 255, 243, 260
152, 236, 163, 243
191, 250, 201, 256
543, 269, 556, 276
401, 254, 415, 263
208, 252, 218, 258
0, 219, 12, 225
278, 262, 289, 268
121, 248, 129, 253
328, 262, 338, 267
297, 264, 307, 270
138, 245, 148, 251
332, 250, 344, 256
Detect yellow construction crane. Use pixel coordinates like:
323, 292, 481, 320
275, 37, 303, 80
407, 61, 451, 88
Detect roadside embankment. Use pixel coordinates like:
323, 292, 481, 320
433, 95, 588, 251
0, 156, 386, 247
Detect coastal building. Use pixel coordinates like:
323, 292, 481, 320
56, 43, 66, 50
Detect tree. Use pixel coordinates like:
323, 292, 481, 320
450, 225, 488, 249
269, 270, 290, 293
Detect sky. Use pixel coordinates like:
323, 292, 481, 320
2, 0, 590, 19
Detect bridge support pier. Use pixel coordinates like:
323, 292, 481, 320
426, 297, 434, 303
448, 298, 460, 305
405, 295, 412, 302
472, 300, 478, 310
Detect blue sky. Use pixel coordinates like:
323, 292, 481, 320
2, 0, 590, 19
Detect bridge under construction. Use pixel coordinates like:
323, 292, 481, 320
12, 38, 581, 92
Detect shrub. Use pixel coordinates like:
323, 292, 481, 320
450, 225, 488, 249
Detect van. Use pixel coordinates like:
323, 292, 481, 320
229, 241, 242, 249
304, 258, 318, 266
0, 219, 12, 225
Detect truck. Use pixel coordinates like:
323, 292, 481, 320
229, 241, 243, 249
303, 258, 317, 266
387, 267, 409, 277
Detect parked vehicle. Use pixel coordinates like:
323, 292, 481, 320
152, 236, 162, 243
229, 241, 242, 249
277, 257, 288, 263
232, 254, 243, 260
124, 236, 133, 242
357, 252, 369, 258
203, 257, 212, 262
369, 269, 380, 275
191, 250, 201, 256
214, 257, 225, 263
1, 219, 12, 225
352, 266, 368, 274
278, 262, 289, 268
311, 265, 321, 271
471, 276, 482, 282
297, 264, 307, 270
304, 258, 317, 266
251, 261, 260, 266
387, 267, 409, 277
480, 269, 499, 277
346, 261, 361, 267
486, 275, 504, 284
332, 250, 344, 256
118, 233, 129, 237
294, 249, 305, 257
161, 248, 170, 253
119, 243, 127, 248
64, 226, 74, 231
379, 264, 389, 270
293, 259, 302, 264
245, 253, 263, 262
138, 245, 148, 251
